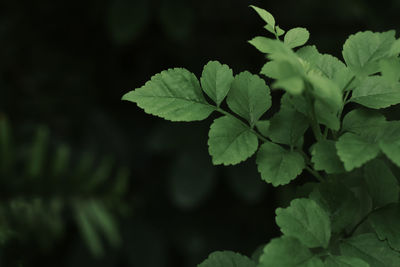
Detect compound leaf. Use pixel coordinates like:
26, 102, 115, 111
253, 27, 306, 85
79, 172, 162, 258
311, 140, 345, 174
259, 236, 323, 267
336, 133, 380, 171
324, 255, 369, 267
350, 76, 400, 109
198, 250, 256, 267
226, 71, 271, 126
200, 61, 234, 106
364, 159, 399, 207
122, 68, 214, 121
208, 116, 258, 165
369, 204, 400, 251
256, 142, 305, 186
340, 233, 400, 267
342, 31, 396, 76
275, 198, 331, 248
284, 27, 310, 49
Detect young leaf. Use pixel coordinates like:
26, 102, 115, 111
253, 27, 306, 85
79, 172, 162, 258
342, 31, 396, 76
267, 106, 309, 146
311, 140, 345, 174
284, 28, 310, 49
250, 5, 275, 27
324, 255, 369, 267
364, 159, 399, 207
314, 100, 340, 131
340, 233, 400, 267
336, 133, 380, 171
256, 142, 305, 186
226, 71, 271, 126
208, 116, 258, 165
275, 26, 285, 36
122, 68, 214, 121
200, 61, 234, 106
198, 251, 256, 267
259, 236, 323, 267
379, 121, 400, 167
272, 76, 304, 95
307, 71, 342, 111
275, 198, 331, 248
369, 204, 400, 251
350, 76, 400, 109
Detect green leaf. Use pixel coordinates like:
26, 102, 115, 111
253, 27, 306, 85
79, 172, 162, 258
267, 106, 309, 146
27, 126, 49, 178
307, 71, 342, 111
379, 121, 400, 167
340, 233, 400, 267
364, 159, 399, 207
275, 198, 331, 248
342, 31, 396, 76
314, 100, 341, 131
350, 76, 400, 109
284, 28, 310, 49
259, 236, 323, 267
249, 37, 298, 63
276, 26, 285, 36
226, 71, 271, 126
324, 255, 369, 267
272, 76, 304, 95
369, 204, 400, 251
255, 120, 270, 137
311, 140, 345, 174
380, 58, 400, 83
336, 133, 380, 171
208, 116, 258, 165
122, 68, 214, 121
309, 178, 359, 233
200, 61, 234, 106
198, 250, 256, 267
250, 5, 275, 27
256, 142, 305, 186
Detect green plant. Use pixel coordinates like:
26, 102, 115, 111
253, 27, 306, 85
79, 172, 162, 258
122, 5, 400, 266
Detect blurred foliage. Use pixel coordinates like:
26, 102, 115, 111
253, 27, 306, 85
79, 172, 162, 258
1, 0, 400, 266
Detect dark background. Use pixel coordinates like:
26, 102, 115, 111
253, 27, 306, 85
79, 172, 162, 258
1, 0, 400, 266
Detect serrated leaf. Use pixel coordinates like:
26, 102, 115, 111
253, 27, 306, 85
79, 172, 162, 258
307, 71, 342, 111
309, 178, 359, 233
379, 121, 400, 167
208, 116, 258, 165
200, 61, 234, 106
350, 76, 400, 109
280, 92, 310, 116
314, 100, 340, 131
198, 250, 256, 267
256, 142, 305, 186
324, 255, 369, 267
340, 233, 400, 267
250, 5, 275, 27
311, 140, 345, 174
259, 236, 323, 267
284, 28, 310, 49
122, 68, 214, 121
273, 76, 304, 94
275, 198, 331, 248
226, 71, 271, 126
336, 133, 380, 171
267, 106, 309, 146
380, 58, 400, 83
369, 204, 400, 251
255, 120, 270, 137
342, 31, 396, 76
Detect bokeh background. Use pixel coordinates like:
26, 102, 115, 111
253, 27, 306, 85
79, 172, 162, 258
1, 0, 400, 266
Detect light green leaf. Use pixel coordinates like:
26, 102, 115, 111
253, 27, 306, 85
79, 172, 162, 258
314, 100, 340, 131
272, 76, 304, 95
364, 159, 399, 207
369, 204, 400, 251
250, 5, 275, 27
275, 198, 331, 248
276, 26, 285, 36
379, 121, 400, 167
259, 236, 323, 267
200, 61, 234, 106
122, 68, 214, 121
309, 178, 359, 233
255, 120, 270, 137
307, 71, 342, 111
342, 31, 396, 76
324, 255, 370, 267
226, 71, 271, 126
336, 133, 380, 171
284, 27, 310, 49
256, 142, 305, 186
350, 76, 400, 109
340, 233, 400, 267
380, 58, 400, 83
261, 61, 299, 80
198, 250, 256, 267
208, 116, 258, 165
267, 106, 309, 146
311, 140, 345, 174
249, 37, 299, 64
